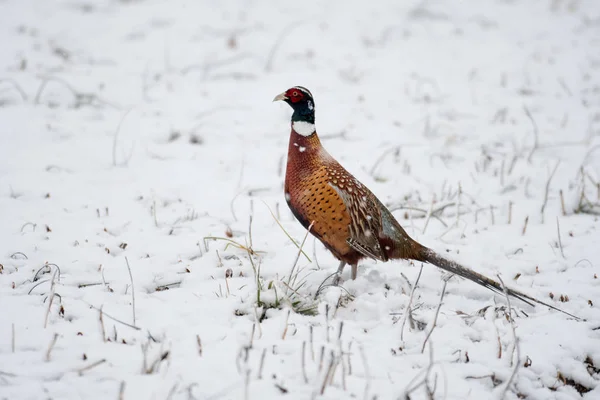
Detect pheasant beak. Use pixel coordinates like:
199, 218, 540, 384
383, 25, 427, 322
273, 92, 288, 102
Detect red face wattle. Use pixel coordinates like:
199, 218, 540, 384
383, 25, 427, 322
287, 89, 304, 103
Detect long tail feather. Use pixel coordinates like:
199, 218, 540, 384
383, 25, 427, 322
419, 247, 581, 320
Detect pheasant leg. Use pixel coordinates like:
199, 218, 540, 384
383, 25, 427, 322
351, 264, 358, 280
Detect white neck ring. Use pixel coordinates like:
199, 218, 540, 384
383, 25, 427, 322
292, 121, 315, 137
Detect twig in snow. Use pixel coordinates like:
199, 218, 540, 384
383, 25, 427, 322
152, 199, 159, 227
166, 384, 178, 400
421, 279, 448, 353
124, 257, 136, 325
456, 183, 462, 227
328, 323, 344, 385
141, 339, 170, 374
508, 201, 513, 224
243, 348, 251, 400
404, 341, 436, 399
100, 264, 108, 289
155, 281, 181, 292
359, 345, 371, 400
99, 306, 106, 342
422, 196, 435, 234
302, 341, 308, 383
19, 222, 36, 233
337, 322, 347, 391
10, 251, 28, 259
76, 359, 106, 376
112, 108, 134, 167
45, 333, 59, 362
0, 78, 28, 101
0, 369, 17, 384
347, 341, 353, 376
540, 161, 560, 223
257, 348, 266, 379
496, 323, 502, 359
28, 279, 50, 295
524, 106, 539, 163
400, 264, 423, 341
557, 77, 572, 96
86, 302, 141, 331
497, 275, 521, 398
229, 193, 240, 222
521, 216, 529, 236
34, 76, 120, 109
43, 269, 59, 328
325, 304, 331, 342
33, 263, 61, 283
318, 346, 325, 373
320, 350, 336, 395
388, 204, 449, 228
556, 217, 565, 258
78, 282, 104, 288
560, 190, 566, 216
310, 325, 315, 361
337, 321, 344, 341
500, 158, 505, 187
197, 335, 203, 357
248, 213, 253, 249
249, 323, 256, 349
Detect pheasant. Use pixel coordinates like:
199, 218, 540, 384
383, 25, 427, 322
274, 86, 579, 319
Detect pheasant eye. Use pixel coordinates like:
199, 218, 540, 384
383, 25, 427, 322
292, 91, 298, 97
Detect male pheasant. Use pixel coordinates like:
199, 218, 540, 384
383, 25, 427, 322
274, 86, 578, 319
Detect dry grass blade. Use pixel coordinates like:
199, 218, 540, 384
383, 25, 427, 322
421, 279, 448, 353
0, 78, 28, 101
497, 275, 521, 399
400, 264, 423, 341
85, 302, 141, 331
556, 217, 565, 258
524, 106, 539, 163
112, 108, 134, 167
45, 333, 59, 362
203, 236, 263, 256
540, 161, 560, 223
286, 222, 314, 292
76, 359, 106, 376
124, 257, 136, 325
264, 201, 311, 262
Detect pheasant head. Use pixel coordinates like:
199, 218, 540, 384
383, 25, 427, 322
273, 86, 316, 136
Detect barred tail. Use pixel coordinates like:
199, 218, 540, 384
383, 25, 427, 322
419, 247, 581, 320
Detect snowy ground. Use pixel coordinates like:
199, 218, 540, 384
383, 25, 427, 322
1, 0, 600, 399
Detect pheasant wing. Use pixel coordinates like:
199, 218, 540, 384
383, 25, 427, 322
328, 180, 387, 262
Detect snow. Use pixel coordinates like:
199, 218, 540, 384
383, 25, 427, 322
1, 0, 599, 399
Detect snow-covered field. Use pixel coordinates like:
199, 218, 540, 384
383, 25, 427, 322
1, 0, 600, 399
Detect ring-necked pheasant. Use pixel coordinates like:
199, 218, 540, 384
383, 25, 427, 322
274, 86, 579, 319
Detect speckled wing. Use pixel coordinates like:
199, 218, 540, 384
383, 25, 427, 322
328, 179, 388, 262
